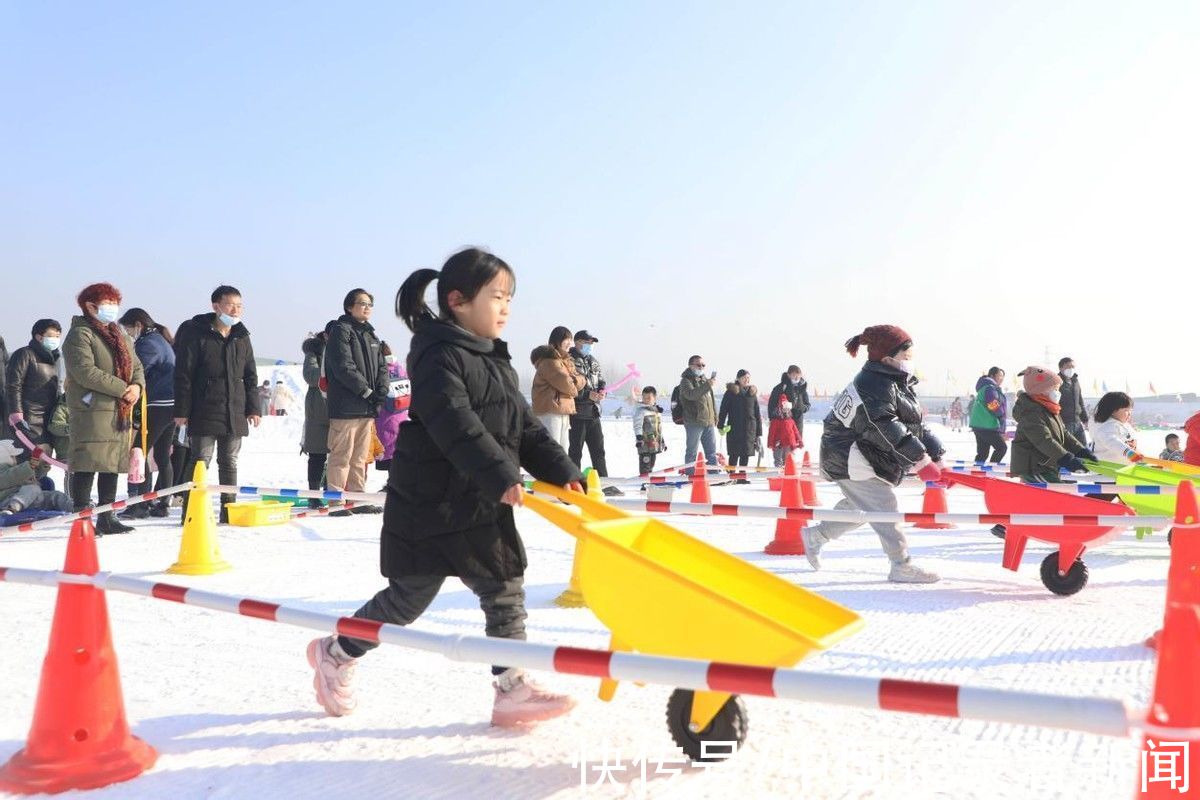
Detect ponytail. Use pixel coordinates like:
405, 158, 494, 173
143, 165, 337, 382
394, 248, 516, 333
844, 334, 864, 357
154, 323, 175, 346
118, 307, 173, 345
395, 269, 442, 332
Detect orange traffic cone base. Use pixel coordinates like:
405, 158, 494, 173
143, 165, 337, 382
0, 737, 156, 795
914, 484, 955, 530
764, 520, 807, 556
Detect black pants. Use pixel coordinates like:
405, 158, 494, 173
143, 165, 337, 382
307, 452, 328, 490
729, 454, 749, 467
338, 574, 526, 675
71, 472, 118, 511
638, 451, 657, 476
973, 430, 1008, 463
129, 406, 177, 495
180, 434, 243, 515
568, 415, 607, 477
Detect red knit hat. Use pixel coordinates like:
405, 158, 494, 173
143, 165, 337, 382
845, 324, 913, 362
1017, 366, 1063, 397
76, 282, 122, 313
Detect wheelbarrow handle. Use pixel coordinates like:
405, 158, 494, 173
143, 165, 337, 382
528, 481, 628, 520
522, 494, 588, 539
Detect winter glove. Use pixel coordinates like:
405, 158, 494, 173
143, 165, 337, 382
1074, 447, 1097, 462
1126, 449, 1144, 463
7, 413, 23, 427
720, 425, 732, 435
916, 461, 943, 484
1057, 453, 1086, 473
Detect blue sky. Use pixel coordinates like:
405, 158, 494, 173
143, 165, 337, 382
3, 1, 1197, 399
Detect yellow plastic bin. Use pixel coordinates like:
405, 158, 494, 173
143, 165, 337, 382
224, 500, 293, 527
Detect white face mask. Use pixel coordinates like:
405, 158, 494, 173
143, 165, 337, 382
895, 359, 916, 375
1048, 389, 1062, 403
96, 304, 120, 324
1062, 368, 1075, 378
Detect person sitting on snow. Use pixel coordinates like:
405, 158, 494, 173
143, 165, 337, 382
0, 440, 71, 517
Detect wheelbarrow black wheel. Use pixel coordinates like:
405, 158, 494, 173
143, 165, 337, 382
1039, 553, 1089, 596
990, 524, 1006, 540
665, 689, 748, 762
1168, 528, 1173, 546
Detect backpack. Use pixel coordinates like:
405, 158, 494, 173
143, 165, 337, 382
670, 385, 684, 425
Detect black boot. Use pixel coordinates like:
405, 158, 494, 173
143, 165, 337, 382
148, 499, 169, 518
97, 511, 135, 535
119, 503, 151, 520
307, 498, 325, 510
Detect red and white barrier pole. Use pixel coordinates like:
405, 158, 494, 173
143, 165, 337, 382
602, 498, 1173, 530
0, 565, 1136, 739
3, 483, 196, 535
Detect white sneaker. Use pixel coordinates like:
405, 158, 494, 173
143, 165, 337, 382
888, 561, 940, 584
307, 636, 358, 716
801, 526, 827, 570
491, 668, 576, 727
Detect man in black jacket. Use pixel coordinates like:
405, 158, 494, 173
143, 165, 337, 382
323, 289, 390, 515
767, 365, 811, 467
567, 330, 610, 479
1057, 357, 1089, 447
5, 319, 63, 460
174, 285, 260, 522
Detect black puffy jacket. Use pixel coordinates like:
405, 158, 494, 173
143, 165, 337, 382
323, 314, 390, 420
383, 319, 582, 581
820, 361, 944, 485
173, 313, 259, 437
568, 347, 605, 419
768, 374, 811, 423
5, 341, 60, 440
717, 385, 762, 457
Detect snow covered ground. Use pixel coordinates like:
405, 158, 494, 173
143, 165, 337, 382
0, 416, 1170, 799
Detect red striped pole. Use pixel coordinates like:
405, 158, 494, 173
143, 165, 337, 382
0, 566, 1135, 739
602, 498, 1171, 530
4, 483, 196, 535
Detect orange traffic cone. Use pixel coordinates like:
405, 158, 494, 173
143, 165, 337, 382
1136, 480, 1200, 798
0, 519, 157, 794
689, 453, 711, 504
801, 450, 812, 469
765, 453, 807, 555
914, 482, 954, 530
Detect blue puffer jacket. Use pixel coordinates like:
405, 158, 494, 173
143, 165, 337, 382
135, 329, 176, 406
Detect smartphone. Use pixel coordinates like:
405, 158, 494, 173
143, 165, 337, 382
710, 370, 718, 380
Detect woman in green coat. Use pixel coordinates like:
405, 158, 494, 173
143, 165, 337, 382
63, 283, 146, 535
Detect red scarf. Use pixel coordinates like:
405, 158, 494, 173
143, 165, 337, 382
84, 316, 134, 430
1032, 395, 1062, 416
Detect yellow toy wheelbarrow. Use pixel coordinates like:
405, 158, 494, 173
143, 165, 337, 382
524, 482, 863, 760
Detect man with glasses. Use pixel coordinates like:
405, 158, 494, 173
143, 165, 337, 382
174, 285, 260, 523
323, 288, 390, 515
676, 355, 719, 471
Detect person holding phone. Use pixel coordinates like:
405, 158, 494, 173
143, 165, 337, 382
677, 355, 719, 471
567, 330, 611, 484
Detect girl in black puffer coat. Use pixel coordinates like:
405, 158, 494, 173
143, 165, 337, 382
306, 248, 583, 728
803, 325, 945, 585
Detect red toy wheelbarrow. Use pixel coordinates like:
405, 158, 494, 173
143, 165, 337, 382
943, 472, 1135, 596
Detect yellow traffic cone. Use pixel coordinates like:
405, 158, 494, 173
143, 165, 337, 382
167, 461, 231, 575
552, 470, 603, 608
